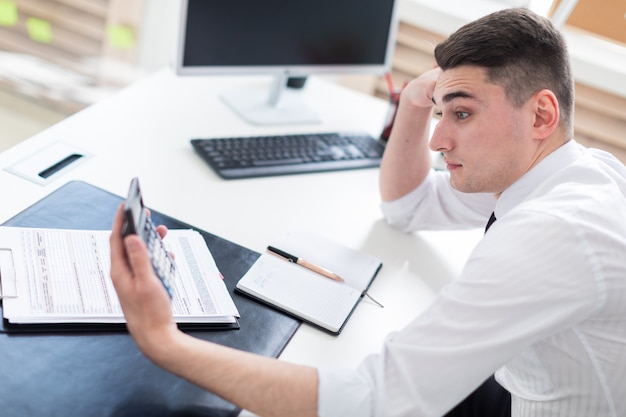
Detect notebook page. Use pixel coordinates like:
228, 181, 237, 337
238, 253, 362, 331
271, 229, 382, 291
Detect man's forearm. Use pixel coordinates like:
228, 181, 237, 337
143, 328, 319, 417
379, 97, 434, 202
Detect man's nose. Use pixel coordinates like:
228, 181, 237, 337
429, 121, 451, 152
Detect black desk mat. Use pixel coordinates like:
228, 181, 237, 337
0, 180, 300, 417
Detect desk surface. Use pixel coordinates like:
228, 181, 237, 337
0, 68, 483, 411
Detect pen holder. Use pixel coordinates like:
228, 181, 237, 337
379, 89, 401, 142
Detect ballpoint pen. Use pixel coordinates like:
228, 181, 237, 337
267, 246, 345, 282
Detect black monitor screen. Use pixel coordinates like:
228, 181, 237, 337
182, 0, 397, 69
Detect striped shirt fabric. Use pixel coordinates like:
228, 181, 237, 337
318, 140, 626, 417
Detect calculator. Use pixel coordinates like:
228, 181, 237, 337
122, 177, 175, 298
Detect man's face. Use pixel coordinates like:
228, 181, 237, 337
430, 65, 538, 195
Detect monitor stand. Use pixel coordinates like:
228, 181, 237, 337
220, 73, 321, 125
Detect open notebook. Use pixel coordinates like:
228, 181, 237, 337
236, 230, 382, 334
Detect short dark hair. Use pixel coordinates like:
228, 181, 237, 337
434, 8, 574, 135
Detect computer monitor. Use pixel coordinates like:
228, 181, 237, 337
174, 0, 399, 125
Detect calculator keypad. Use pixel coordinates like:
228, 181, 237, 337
143, 220, 175, 298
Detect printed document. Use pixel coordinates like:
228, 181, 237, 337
0, 227, 239, 325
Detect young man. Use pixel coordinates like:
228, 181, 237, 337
110, 8, 626, 417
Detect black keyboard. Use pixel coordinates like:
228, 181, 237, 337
191, 132, 385, 179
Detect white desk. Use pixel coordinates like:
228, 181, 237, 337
0, 68, 482, 405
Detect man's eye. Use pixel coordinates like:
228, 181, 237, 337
456, 112, 469, 120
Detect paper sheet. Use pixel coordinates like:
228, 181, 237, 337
0, 227, 238, 324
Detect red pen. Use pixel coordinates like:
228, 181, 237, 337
384, 73, 399, 101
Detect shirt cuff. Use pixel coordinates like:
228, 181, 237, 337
318, 367, 375, 417
380, 172, 433, 231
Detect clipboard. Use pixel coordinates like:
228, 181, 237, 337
0, 180, 300, 417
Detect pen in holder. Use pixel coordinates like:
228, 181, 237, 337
379, 89, 400, 142
379, 73, 403, 143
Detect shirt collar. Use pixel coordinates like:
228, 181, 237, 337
494, 140, 582, 219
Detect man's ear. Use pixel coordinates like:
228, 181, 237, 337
532, 89, 560, 139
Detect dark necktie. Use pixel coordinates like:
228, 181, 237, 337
485, 212, 497, 233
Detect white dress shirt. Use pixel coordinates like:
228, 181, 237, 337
317, 141, 626, 417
